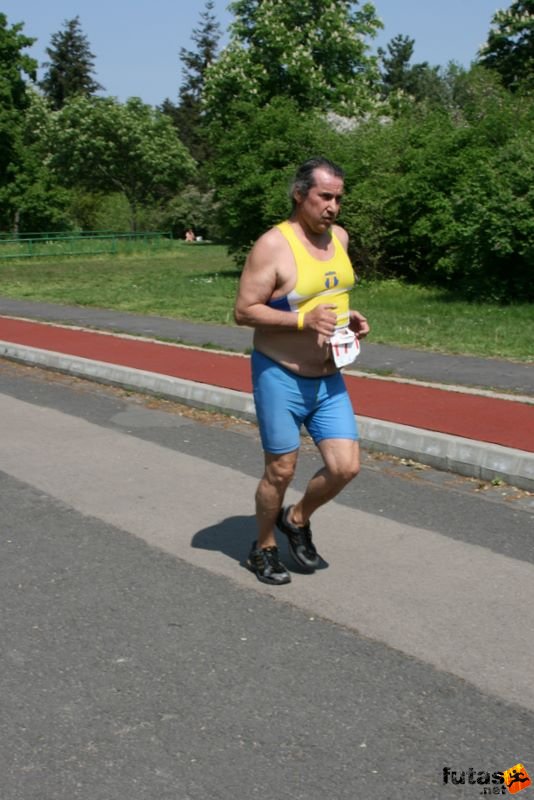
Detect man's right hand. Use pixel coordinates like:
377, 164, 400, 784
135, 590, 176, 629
302, 304, 337, 337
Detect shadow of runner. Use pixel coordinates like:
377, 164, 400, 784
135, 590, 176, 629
191, 514, 329, 573
191, 515, 255, 566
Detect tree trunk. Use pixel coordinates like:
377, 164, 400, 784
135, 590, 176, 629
12, 209, 20, 238
128, 195, 138, 232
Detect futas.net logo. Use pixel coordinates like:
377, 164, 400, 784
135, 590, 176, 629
442, 763, 532, 795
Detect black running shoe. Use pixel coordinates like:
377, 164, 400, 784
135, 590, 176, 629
276, 506, 321, 572
246, 541, 291, 585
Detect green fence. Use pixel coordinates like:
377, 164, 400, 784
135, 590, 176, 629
0, 231, 173, 259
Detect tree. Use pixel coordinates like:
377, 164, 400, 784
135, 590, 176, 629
164, 184, 221, 240
0, 13, 37, 230
3, 88, 74, 233
180, 0, 221, 105
337, 74, 534, 301
161, 1, 221, 164
40, 16, 103, 110
206, 96, 340, 253
379, 34, 448, 107
478, 0, 534, 91
380, 34, 415, 94
47, 96, 196, 230
203, 0, 383, 118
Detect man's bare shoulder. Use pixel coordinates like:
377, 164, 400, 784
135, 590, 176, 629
246, 225, 289, 269
332, 224, 349, 250
252, 226, 288, 256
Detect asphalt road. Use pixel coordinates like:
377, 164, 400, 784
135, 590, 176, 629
1, 360, 533, 800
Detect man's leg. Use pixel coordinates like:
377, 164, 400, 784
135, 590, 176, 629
288, 438, 360, 528
246, 449, 297, 585
255, 449, 299, 548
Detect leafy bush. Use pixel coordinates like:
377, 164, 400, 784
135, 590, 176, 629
339, 72, 534, 301
207, 97, 339, 258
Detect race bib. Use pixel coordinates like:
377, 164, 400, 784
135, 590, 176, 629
330, 327, 360, 368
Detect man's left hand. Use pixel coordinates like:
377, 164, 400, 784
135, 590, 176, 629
348, 310, 370, 339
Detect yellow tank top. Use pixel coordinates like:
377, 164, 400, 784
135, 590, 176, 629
267, 221, 355, 329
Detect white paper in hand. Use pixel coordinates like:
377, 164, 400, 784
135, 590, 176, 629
330, 327, 360, 368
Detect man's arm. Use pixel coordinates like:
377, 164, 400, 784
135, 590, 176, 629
234, 229, 337, 336
333, 224, 370, 340
234, 230, 297, 329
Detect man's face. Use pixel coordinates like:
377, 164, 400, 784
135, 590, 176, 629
296, 168, 344, 233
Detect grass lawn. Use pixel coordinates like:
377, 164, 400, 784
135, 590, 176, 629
0, 242, 532, 362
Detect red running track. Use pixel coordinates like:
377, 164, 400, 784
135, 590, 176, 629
0, 316, 532, 453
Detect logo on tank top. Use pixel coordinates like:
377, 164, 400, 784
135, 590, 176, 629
324, 271, 339, 290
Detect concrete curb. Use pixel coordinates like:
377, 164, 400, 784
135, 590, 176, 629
1, 340, 533, 492
358, 417, 534, 491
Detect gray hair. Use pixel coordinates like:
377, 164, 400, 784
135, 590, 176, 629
290, 157, 345, 209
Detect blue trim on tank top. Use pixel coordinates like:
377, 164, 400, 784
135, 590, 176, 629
267, 295, 292, 312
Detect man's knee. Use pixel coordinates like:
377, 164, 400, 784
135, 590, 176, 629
263, 453, 297, 489
331, 459, 360, 485
322, 442, 360, 486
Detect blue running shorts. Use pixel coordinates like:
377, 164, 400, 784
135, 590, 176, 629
251, 350, 359, 454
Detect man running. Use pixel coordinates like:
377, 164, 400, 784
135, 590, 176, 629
234, 157, 370, 585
